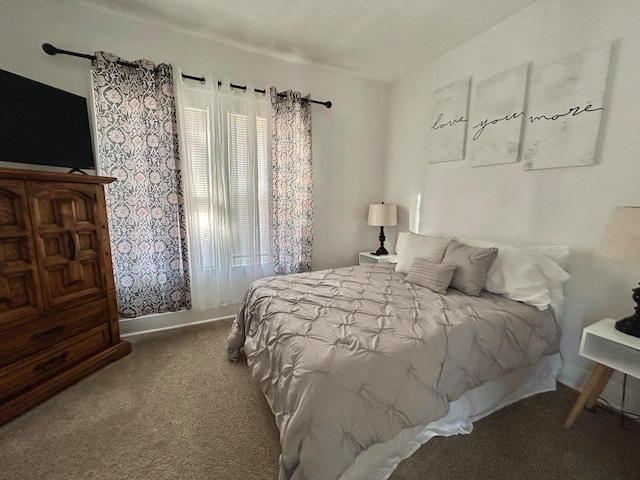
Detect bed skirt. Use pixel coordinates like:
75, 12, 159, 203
340, 353, 563, 480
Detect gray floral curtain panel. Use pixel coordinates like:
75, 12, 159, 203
270, 88, 313, 275
92, 52, 191, 318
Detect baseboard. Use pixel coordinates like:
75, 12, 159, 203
557, 362, 587, 391
119, 307, 238, 337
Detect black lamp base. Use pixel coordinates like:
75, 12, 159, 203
372, 226, 388, 256
615, 284, 640, 337
615, 315, 640, 338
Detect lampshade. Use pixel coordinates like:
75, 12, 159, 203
600, 206, 640, 262
368, 203, 397, 227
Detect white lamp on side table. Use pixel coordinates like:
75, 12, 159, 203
367, 203, 397, 256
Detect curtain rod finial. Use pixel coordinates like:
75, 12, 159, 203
42, 43, 58, 56
325, 101, 332, 109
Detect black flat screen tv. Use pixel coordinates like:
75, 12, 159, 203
0, 68, 95, 171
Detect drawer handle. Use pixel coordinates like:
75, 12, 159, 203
34, 351, 69, 373
32, 324, 67, 341
69, 230, 81, 260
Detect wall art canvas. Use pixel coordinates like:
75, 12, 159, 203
429, 77, 471, 163
468, 63, 528, 167
522, 42, 612, 170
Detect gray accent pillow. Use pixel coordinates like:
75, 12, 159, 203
406, 258, 457, 294
442, 240, 498, 296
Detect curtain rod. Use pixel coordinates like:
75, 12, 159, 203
42, 43, 332, 109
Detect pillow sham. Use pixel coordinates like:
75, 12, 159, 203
405, 258, 457, 294
442, 240, 498, 296
458, 236, 570, 311
525, 245, 570, 270
395, 231, 452, 274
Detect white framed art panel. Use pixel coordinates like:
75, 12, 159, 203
522, 42, 612, 170
468, 63, 528, 167
429, 77, 471, 164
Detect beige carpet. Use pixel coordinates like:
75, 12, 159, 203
1, 320, 638, 480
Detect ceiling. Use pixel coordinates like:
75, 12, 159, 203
71, 0, 539, 83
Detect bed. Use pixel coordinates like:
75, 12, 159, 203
227, 233, 569, 480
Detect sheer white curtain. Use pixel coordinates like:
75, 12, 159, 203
175, 70, 272, 310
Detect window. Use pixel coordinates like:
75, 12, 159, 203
182, 105, 215, 269
178, 79, 273, 310
179, 84, 271, 272
227, 113, 270, 267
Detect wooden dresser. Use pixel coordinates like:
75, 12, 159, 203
0, 168, 131, 424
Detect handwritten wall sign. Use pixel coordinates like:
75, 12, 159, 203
522, 41, 612, 170
472, 111, 524, 141
431, 113, 467, 131
469, 103, 605, 140
528, 103, 604, 123
468, 64, 528, 167
429, 77, 471, 164
428, 42, 613, 170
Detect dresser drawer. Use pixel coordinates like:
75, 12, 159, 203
0, 323, 110, 403
0, 299, 109, 368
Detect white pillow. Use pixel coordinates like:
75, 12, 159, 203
395, 231, 452, 274
457, 236, 570, 311
524, 245, 570, 270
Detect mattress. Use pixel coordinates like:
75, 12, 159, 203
227, 264, 560, 480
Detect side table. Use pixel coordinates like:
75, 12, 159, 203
563, 318, 640, 428
359, 252, 397, 265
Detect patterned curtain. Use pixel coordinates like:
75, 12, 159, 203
270, 88, 313, 275
92, 52, 190, 318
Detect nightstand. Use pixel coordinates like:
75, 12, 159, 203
563, 318, 640, 428
359, 252, 397, 265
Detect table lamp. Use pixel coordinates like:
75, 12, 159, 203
368, 203, 397, 256
599, 206, 640, 337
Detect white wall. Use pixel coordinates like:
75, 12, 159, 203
0, 0, 389, 333
385, 0, 640, 411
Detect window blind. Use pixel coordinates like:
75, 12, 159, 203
182, 102, 269, 270
227, 113, 269, 266
183, 106, 216, 269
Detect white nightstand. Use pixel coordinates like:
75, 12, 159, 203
564, 318, 640, 428
359, 252, 397, 265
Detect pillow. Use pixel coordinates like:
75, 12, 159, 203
405, 258, 457, 294
442, 240, 498, 296
395, 231, 452, 274
525, 245, 570, 270
458, 236, 570, 311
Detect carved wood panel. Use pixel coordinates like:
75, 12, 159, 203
27, 182, 107, 309
0, 180, 44, 326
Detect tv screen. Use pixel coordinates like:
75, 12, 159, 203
0, 68, 95, 170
